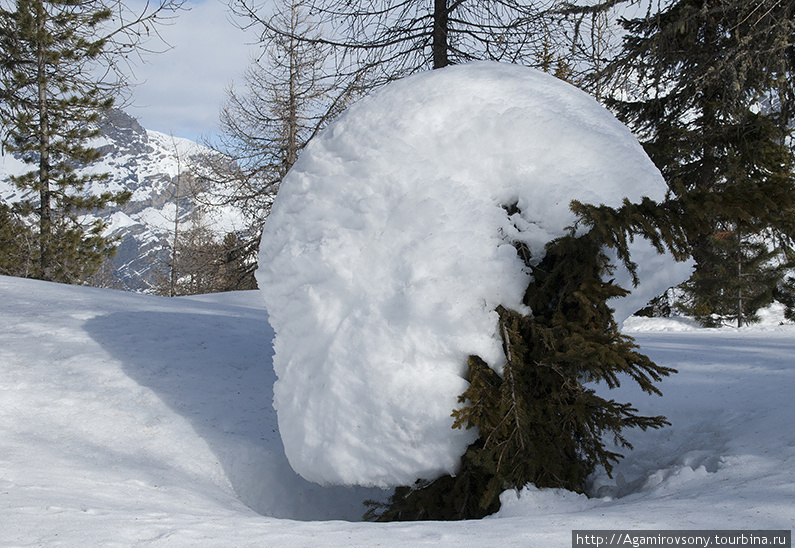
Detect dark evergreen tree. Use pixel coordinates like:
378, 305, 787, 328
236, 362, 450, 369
774, 275, 795, 322
366, 202, 682, 521
603, 0, 795, 326
0, 0, 182, 282
0, 202, 35, 277
682, 227, 791, 327
217, 232, 259, 291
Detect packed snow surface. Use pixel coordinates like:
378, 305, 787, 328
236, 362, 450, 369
1, 276, 793, 547
256, 61, 693, 487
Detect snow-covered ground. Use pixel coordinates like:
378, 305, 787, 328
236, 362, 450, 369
1, 274, 792, 547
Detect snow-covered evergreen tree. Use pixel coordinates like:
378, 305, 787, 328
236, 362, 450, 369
367, 203, 681, 520
603, 0, 795, 326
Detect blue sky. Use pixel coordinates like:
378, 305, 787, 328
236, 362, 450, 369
126, 0, 257, 142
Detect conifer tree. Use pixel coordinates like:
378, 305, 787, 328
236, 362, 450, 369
774, 275, 795, 322
603, 0, 795, 326
366, 201, 683, 521
0, 203, 34, 276
0, 0, 182, 282
683, 227, 790, 327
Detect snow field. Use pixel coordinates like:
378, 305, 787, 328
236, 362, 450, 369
0, 275, 793, 547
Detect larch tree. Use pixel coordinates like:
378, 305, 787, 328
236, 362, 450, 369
0, 0, 183, 283
603, 0, 795, 327
229, 0, 573, 88
205, 0, 341, 223
195, 0, 349, 286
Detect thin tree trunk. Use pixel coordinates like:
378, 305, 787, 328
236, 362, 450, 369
286, 33, 299, 172
737, 226, 743, 328
432, 0, 449, 69
36, 0, 52, 280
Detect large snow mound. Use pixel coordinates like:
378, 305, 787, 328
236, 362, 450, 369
256, 61, 692, 488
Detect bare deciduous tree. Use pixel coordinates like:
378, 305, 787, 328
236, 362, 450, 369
198, 0, 348, 229
230, 0, 565, 84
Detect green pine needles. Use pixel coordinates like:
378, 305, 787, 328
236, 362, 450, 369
602, 0, 795, 326
0, 0, 128, 282
365, 202, 679, 521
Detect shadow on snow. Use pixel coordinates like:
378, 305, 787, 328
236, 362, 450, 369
84, 297, 386, 521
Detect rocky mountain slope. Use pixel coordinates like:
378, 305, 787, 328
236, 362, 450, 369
0, 110, 243, 292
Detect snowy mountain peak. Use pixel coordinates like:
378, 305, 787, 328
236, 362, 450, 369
0, 110, 238, 292
96, 109, 150, 155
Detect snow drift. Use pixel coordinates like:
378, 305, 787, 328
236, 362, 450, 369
256, 61, 692, 488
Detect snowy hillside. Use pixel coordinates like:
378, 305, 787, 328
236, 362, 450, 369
1, 274, 792, 547
0, 110, 243, 292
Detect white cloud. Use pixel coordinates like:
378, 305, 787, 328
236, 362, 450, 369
126, 0, 258, 141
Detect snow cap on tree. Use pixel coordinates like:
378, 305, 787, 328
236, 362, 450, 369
256, 62, 692, 488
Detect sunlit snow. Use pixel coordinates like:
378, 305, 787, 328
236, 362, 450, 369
2, 61, 791, 547
0, 276, 792, 547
